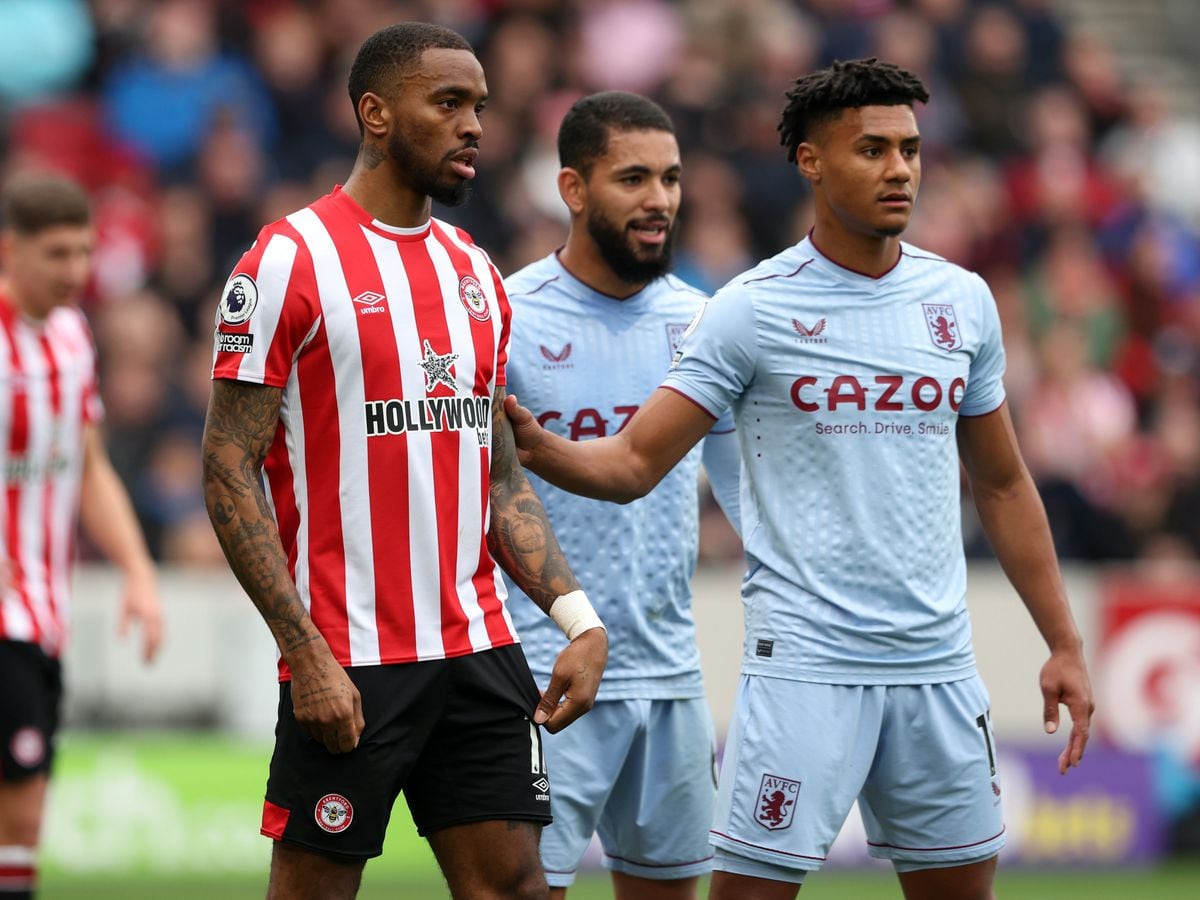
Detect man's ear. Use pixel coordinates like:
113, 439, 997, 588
357, 91, 391, 141
795, 142, 821, 184
557, 167, 587, 215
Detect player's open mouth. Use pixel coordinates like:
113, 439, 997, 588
448, 149, 478, 180
630, 221, 669, 246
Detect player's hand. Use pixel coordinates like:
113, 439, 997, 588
288, 643, 365, 754
1039, 645, 1094, 774
534, 627, 608, 733
503, 393, 543, 466
117, 562, 164, 664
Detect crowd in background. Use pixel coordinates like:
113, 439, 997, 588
2, 0, 1200, 567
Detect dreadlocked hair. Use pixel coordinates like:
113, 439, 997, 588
778, 58, 929, 163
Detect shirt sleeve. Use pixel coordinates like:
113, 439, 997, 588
211, 227, 319, 388
959, 273, 1007, 417
660, 285, 759, 418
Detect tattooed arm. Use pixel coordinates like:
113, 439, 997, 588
202, 379, 363, 754
488, 386, 607, 733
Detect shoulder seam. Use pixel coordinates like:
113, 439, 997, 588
741, 258, 815, 285
900, 250, 952, 265
664, 274, 708, 298
508, 275, 560, 299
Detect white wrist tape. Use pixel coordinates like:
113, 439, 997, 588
549, 590, 605, 641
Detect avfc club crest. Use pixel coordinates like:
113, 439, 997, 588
755, 773, 800, 831
671, 305, 707, 368
459, 274, 490, 322
922, 303, 962, 352
218, 274, 259, 326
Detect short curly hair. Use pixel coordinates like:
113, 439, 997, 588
778, 58, 929, 163
347, 22, 474, 134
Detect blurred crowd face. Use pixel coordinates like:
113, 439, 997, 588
1, 224, 93, 318
372, 48, 486, 207
580, 128, 682, 283
801, 105, 922, 239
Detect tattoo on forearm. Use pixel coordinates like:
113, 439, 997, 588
487, 390, 579, 612
203, 381, 315, 653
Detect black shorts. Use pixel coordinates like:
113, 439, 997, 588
261, 643, 552, 860
0, 640, 62, 782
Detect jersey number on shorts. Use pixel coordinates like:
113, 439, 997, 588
975, 709, 997, 777
529, 720, 547, 775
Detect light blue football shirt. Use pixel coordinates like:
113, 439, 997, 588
661, 236, 1007, 684
504, 252, 738, 700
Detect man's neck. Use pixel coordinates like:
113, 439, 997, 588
0, 277, 46, 321
558, 230, 646, 300
342, 158, 432, 229
809, 218, 901, 279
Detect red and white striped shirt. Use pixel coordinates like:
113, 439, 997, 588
212, 187, 519, 676
0, 294, 103, 657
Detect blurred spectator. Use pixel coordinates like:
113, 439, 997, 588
955, 3, 1030, 158
1102, 79, 1200, 233
1019, 319, 1139, 558
102, 0, 275, 172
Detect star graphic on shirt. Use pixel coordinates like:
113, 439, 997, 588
419, 339, 459, 393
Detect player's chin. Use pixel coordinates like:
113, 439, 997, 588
873, 216, 911, 238
430, 179, 472, 208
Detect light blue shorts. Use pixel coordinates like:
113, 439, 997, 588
711, 673, 1005, 881
540, 697, 717, 887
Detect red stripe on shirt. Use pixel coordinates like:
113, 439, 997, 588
0, 307, 37, 646
433, 227, 511, 647
38, 331, 62, 648
322, 208, 417, 662
401, 239, 471, 657
287, 315, 349, 673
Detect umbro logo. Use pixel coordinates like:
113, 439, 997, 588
792, 318, 828, 343
532, 777, 550, 802
352, 290, 388, 316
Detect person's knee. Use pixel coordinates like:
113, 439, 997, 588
0, 777, 48, 846
452, 860, 548, 900
266, 841, 364, 900
897, 856, 996, 900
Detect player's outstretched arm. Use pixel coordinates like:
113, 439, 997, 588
202, 378, 363, 755
488, 386, 607, 733
958, 403, 1095, 775
504, 387, 717, 503
79, 424, 163, 663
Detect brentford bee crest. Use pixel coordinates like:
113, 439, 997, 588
459, 275, 490, 321
314, 793, 353, 833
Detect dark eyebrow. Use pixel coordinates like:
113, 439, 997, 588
433, 85, 488, 103
859, 133, 921, 145
612, 163, 682, 177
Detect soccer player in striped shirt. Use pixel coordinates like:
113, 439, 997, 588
0, 173, 163, 900
202, 23, 606, 900
506, 59, 1095, 900
504, 92, 741, 900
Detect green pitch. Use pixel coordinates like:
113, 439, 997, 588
37, 865, 1200, 899
38, 733, 1200, 898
